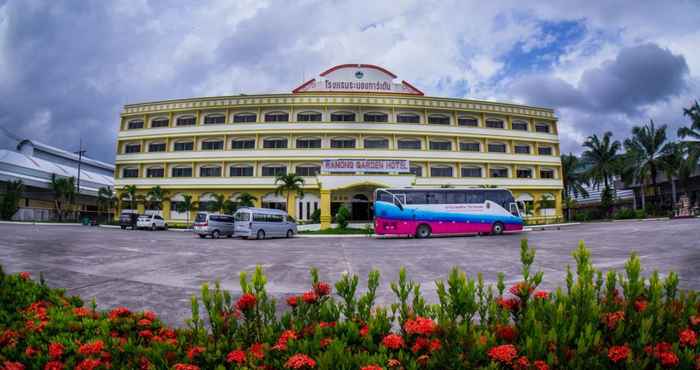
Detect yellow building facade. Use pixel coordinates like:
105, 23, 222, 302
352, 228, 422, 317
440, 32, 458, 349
114, 64, 563, 228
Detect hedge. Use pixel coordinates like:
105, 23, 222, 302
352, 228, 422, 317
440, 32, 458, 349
1, 240, 699, 369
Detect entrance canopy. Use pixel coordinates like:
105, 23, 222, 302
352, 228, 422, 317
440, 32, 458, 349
293, 64, 423, 95
316, 174, 414, 191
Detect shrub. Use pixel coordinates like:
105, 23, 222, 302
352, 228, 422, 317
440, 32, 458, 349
311, 209, 321, 223
1, 241, 699, 369
335, 206, 350, 229
613, 207, 637, 220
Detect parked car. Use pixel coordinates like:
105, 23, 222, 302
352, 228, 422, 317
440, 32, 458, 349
136, 214, 167, 230
234, 207, 297, 239
193, 212, 236, 238
119, 212, 140, 230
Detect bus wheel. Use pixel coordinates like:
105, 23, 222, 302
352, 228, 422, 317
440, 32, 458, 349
491, 222, 504, 235
257, 230, 266, 240
415, 224, 431, 239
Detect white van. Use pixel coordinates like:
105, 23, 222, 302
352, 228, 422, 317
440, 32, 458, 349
234, 207, 297, 239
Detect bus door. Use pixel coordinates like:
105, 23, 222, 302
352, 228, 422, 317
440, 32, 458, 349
509, 202, 521, 217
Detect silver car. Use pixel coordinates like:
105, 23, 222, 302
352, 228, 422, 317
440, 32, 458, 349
193, 212, 236, 238
234, 207, 297, 239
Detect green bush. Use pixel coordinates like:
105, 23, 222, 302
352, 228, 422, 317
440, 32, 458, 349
311, 209, 321, 223
1, 241, 699, 369
335, 206, 350, 229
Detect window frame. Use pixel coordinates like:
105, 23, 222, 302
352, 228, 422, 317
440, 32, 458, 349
459, 141, 480, 152
428, 114, 450, 125
540, 168, 555, 179
231, 138, 256, 150
175, 115, 196, 126
296, 137, 322, 149
485, 118, 505, 129
203, 114, 226, 125
513, 144, 531, 154
295, 165, 321, 177
150, 117, 169, 128
264, 111, 290, 122
229, 165, 254, 177
262, 137, 288, 149
430, 165, 454, 177
296, 111, 322, 122
233, 112, 257, 123
199, 165, 223, 177
124, 143, 141, 154
261, 165, 287, 177
147, 142, 166, 153
396, 112, 420, 123
429, 140, 452, 151
171, 166, 193, 178
489, 167, 509, 178
487, 142, 508, 153
511, 121, 529, 131
127, 120, 144, 130
363, 137, 389, 149
363, 112, 388, 122
122, 167, 139, 178
457, 116, 479, 127
538, 146, 553, 156
173, 140, 194, 152
516, 168, 533, 179
535, 123, 551, 133
397, 138, 422, 150
330, 137, 356, 149
330, 111, 356, 122
146, 167, 164, 178
461, 166, 482, 178
201, 139, 224, 151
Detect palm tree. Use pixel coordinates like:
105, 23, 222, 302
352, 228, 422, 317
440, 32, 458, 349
175, 194, 197, 227
678, 101, 700, 150
121, 185, 139, 211
0, 180, 24, 220
582, 132, 621, 192
146, 186, 167, 211
623, 120, 669, 208
49, 174, 76, 221
659, 143, 684, 205
236, 192, 257, 208
274, 173, 304, 212
97, 186, 117, 222
207, 193, 226, 213
561, 153, 589, 221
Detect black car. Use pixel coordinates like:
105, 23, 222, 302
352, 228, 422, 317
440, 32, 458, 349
119, 212, 140, 230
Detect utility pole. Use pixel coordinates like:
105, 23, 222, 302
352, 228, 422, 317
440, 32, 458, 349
74, 139, 86, 194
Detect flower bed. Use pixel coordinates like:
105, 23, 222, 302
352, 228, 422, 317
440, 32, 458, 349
1, 240, 699, 369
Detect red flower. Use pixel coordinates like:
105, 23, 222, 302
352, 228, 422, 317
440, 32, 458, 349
0, 329, 18, 347
173, 365, 200, 370
3, 361, 25, 370
387, 359, 401, 368
429, 338, 441, 352
534, 290, 550, 300
138, 318, 153, 327
249, 343, 265, 359
73, 307, 92, 318
634, 298, 648, 312
680, 328, 698, 347
139, 330, 153, 340
78, 340, 104, 356
381, 334, 404, 350
690, 315, 700, 327
48, 342, 64, 359
108, 306, 130, 320
488, 344, 517, 364
404, 316, 436, 336
226, 349, 246, 364
19, 272, 30, 280
284, 353, 316, 369
142, 310, 157, 321
44, 361, 64, 370
533, 360, 549, 370
24, 346, 38, 358
314, 282, 331, 296
411, 337, 428, 354
273, 330, 298, 351
608, 345, 630, 363
318, 321, 336, 329
659, 351, 679, 367
236, 293, 257, 311
75, 359, 101, 370
360, 365, 383, 370
302, 291, 318, 304
514, 356, 529, 369
320, 337, 333, 348
509, 282, 533, 296
602, 311, 625, 330
187, 346, 205, 360
496, 297, 520, 311
359, 325, 369, 337
495, 324, 518, 342
287, 296, 298, 307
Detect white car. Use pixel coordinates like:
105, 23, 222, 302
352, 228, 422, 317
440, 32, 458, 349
136, 214, 167, 230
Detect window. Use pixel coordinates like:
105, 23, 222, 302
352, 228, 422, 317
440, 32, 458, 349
445, 191, 466, 204
430, 166, 453, 177
233, 113, 257, 123
146, 167, 164, 178
397, 113, 420, 123
466, 191, 486, 204
490, 168, 509, 178
330, 112, 356, 122
261, 166, 287, 177
148, 143, 166, 152
485, 119, 505, 129
201, 140, 224, 150
200, 166, 222, 177
364, 112, 388, 122
364, 138, 389, 149
460, 142, 480, 152
410, 166, 423, 177
538, 146, 553, 155
540, 169, 555, 179
425, 191, 445, 204
172, 167, 192, 177
122, 168, 138, 178
231, 139, 255, 149
512, 121, 528, 131
297, 111, 322, 122
517, 168, 533, 178
176, 116, 196, 126
296, 137, 321, 148
330, 138, 356, 148
397, 139, 421, 150
151, 118, 169, 128
127, 120, 144, 129
264, 112, 289, 122
514, 145, 531, 154
173, 141, 193, 151
428, 115, 450, 125
458, 117, 478, 127
461, 167, 482, 178
296, 166, 320, 177
488, 143, 507, 153
429, 140, 452, 151
204, 114, 226, 124
253, 213, 284, 222
535, 123, 551, 133
230, 166, 253, 177
263, 138, 288, 149
124, 144, 141, 153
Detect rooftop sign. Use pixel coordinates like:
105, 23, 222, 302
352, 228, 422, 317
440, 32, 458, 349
293, 64, 423, 95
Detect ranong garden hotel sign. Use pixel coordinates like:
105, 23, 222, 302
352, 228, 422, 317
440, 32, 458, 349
322, 159, 410, 173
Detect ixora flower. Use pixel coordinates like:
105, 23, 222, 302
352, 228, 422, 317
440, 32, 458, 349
273, 330, 298, 351
78, 340, 104, 356
287, 296, 298, 307
314, 282, 332, 296
75, 358, 101, 370
495, 324, 518, 342
634, 298, 648, 312
359, 325, 369, 337
534, 290, 550, 300
226, 349, 246, 364
387, 359, 401, 368
19, 271, 30, 280
187, 346, 205, 360
608, 345, 630, 363
680, 328, 698, 347
404, 316, 436, 336
44, 361, 65, 370
108, 306, 131, 320
602, 311, 625, 330
360, 365, 383, 370
659, 351, 679, 367
3, 361, 25, 370
48, 342, 64, 359
508, 282, 533, 296
173, 364, 200, 370
142, 310, 157, 321
302, 290, 318, 304
236, 293, 257, 311
249, 343, 265, 359
496, 297, 520, 311
381, 334, 405, 350
284, 353, 316, 369
533, 360, 549, 370
488, 344, 518, 364
73, 307, 92, 318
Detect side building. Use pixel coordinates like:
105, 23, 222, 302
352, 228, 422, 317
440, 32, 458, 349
114, 64, 563, 228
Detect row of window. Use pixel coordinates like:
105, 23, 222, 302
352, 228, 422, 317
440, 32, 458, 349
121, 164, 557, 179
122, 138, 555, 155
125, 112, 553, 133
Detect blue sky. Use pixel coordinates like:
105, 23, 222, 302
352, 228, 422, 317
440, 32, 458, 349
0, 0, 698, 162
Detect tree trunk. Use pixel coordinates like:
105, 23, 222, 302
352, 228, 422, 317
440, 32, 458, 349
640, 185, 646, 211
670, 179, 677, 206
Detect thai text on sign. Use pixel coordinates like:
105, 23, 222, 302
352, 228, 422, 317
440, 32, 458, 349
322, 159, 410, 173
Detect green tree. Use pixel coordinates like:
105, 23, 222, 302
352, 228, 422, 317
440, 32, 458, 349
274, 173, 304, 212
623, 120, 669, 209
145, 186, 167, 211
335, 205, 350, 229
561, 153, 589, 221
0, 180, 24, 220
207, 193, 226, 213
677, 100, 700, 154
97, 186, 117, 223
49, 174, 76, 221
582, 132, 621, 217
659, 143, 683, 205
121, 185, 139, 211
175, 194, 197, 227
236, 193, 257, 208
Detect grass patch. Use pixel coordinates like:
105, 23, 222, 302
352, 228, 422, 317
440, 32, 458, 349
300, 227, 373, 235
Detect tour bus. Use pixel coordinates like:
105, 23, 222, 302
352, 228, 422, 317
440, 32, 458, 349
374, 188, 523, 238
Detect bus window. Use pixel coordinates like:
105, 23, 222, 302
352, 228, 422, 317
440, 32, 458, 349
465, 191, 485, 204
377, 191, 393, 202
445, 191, 466, 204
425, 191, 445, 204
405, 190, 427, 205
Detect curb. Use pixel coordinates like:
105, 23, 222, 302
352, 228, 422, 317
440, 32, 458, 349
297, 234, 371, 238
97, 224, 192, 232
0, 221, 81, 226
525, 222, 581, 231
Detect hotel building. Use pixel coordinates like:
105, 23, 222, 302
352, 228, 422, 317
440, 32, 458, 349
114, 64, 563, 228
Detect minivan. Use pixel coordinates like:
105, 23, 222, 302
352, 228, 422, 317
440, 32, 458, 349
234, 207, 297, 239
193, 212, 236, 238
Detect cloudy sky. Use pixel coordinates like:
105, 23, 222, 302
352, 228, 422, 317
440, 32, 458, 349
0, 0, 699, 163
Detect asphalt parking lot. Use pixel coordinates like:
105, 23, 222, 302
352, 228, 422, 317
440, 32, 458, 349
1, 218, 699, 326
